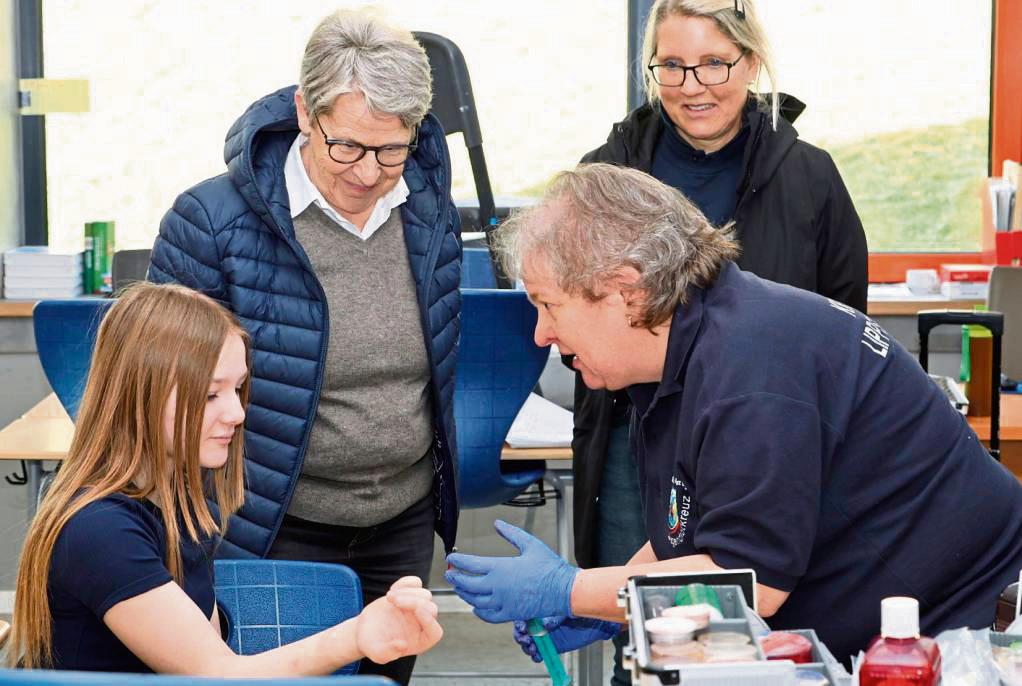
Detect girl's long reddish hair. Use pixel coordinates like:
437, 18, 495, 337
9, 283, 250, 668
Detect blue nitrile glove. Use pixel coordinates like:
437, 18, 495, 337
445, 520, 579, 623
512, 616, 621, 662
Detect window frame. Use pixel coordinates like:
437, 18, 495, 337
868, 0, 1007, 282
18, 1, 1014, 274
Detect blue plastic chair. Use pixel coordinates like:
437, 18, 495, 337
460, 248, 498, 289
214, 560, 363, 675
0, 670, 392, 685
32, 299, 113, 420
454, 289, 548, 508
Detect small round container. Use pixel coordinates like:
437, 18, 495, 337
650, 640, 705, 663
794, 669, 830, 686
697, 631, 752, 647
661, 604, 712, 629
703, 642, 758, 663
644, 617, 698, 645
760, 631, 814, 664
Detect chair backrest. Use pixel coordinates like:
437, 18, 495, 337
988, 265, 1022, 380
0, 669, 393, 685
214, 560, 363, 675
111, 249, 152, 293
454, 289, 548, 508
33, 299, 114, 420
413, 31, 495, 231
460, 248, 498, 289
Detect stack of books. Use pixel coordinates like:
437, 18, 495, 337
3, 247, 84, 299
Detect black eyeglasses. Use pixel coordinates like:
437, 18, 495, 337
314, 117, 418, 167
647, 53, 744, 88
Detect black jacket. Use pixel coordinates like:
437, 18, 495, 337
570, 96, 868, 568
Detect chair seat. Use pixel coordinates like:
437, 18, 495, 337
214, 560, 363, 675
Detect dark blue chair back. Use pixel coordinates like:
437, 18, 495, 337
32, 299, 113, 420
214, 560, 363, 675
460, 248, 498, 289
455, 289, 548, 508
0, 669, 392, 685
413, 31, 495, 231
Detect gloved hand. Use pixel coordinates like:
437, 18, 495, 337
445, 520, 579, 623
512, 615, 620, 662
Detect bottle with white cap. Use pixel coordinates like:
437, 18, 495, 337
859, 597, 942, 686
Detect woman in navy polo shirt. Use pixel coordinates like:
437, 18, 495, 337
445, 163, 1022, 663
8, 283, 442, 674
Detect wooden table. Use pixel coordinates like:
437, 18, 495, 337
0, 395, 572, 518
966, 393, 1022, 474
0, 394, 74, 520
500, 445, 572, 461
6, 392, 1022, 516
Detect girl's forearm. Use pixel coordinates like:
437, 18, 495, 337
210, 618, 362, 677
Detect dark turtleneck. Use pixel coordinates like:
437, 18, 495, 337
651, 105, 750, 227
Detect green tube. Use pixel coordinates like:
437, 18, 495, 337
527, 618, 573, 686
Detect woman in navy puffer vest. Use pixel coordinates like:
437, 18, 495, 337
149, 11, 459, 684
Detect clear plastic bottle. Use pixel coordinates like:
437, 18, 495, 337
859, 597, 941, 686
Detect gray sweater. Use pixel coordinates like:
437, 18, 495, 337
287, 204, 434, 526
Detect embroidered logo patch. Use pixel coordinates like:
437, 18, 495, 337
667, 476, 691, 548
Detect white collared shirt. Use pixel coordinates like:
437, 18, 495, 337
283, 133, 409, 241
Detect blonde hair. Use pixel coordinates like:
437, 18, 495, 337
9, 283, 250, 668
641, 0, 779, 129
496, 163, 739, 330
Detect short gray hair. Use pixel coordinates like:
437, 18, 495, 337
642, 0, 779, 130
496, 163, 739, 330
299, 10, 432, 128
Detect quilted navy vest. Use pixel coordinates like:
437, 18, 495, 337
149, 86, 461, 556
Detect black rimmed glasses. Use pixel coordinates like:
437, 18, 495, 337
647, 53, 744, 88
314, 117, 418, 167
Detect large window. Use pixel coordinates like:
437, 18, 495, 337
40, 2, 994, 256
759, 1, 992, 253
41, 1, 626, 250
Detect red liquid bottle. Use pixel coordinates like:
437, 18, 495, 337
859, 597, 941, 686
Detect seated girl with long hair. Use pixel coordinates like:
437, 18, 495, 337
8, 283, 443, 674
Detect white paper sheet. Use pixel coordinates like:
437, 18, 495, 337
506, 392, 573, 448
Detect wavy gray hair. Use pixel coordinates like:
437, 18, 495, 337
642, 0, 779, 130
496, 163, 739, 330
299, 10, 432, 128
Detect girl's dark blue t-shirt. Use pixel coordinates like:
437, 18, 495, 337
48, 493, 216, 672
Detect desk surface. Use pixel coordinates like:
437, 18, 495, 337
0, 394, 569, 462
0, 300, 37, 317
0, 394, 74, 460
1, 296, 982, 320
968, 394, 1022, 441
6, 393, 1022, 467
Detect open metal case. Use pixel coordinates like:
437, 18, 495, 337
619, 572, 848, 685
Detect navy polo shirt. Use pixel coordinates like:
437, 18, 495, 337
628, 262, 1022, 661
651, 107, 749, 227
48, 493, 216, 672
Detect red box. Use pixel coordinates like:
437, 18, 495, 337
940, 263, 994, 282
996, 232, 1022, 266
